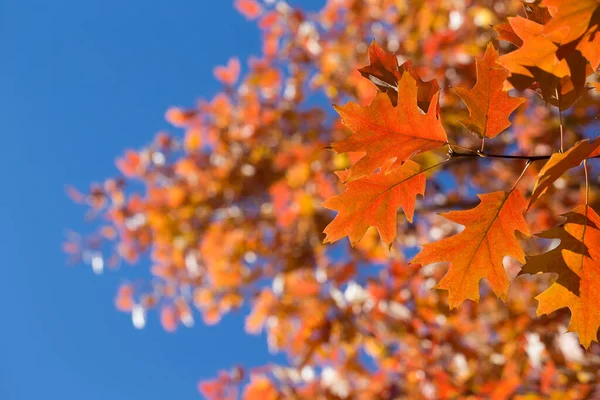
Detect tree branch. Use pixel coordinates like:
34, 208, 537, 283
448, 149, 600, 162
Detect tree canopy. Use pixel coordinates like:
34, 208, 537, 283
66, 0, 600, 398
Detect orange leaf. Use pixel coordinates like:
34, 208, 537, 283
522, 205, 600, 348
529, 138, 600, 208
494, 22, 522, 46
412, 190, 530, 308
213, 57, 241, 86
454, 44, 525, 139
567, 25, 600, 70
160, 306, 178, 332
358, 41, 403, 97
323, 160, 426, 246
165, 107, 196, 127
234, 0, 262, 20
497, 15, 592, 109
358, 41, 439, 110
243, 376, 278, 400
65, 185, 86, 203
116, 150, 141, 177
498, 16, 570, 80
184, 128, 203, 152
542, 0, 600, 44
332, 73, 447, 181
115, 284, 134, 312
519, 213, 587, 296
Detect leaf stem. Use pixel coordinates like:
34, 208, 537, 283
510, 160, 532, 192
423, 157, 454, 173
584, 159, 589, 205
556, 87, 564, 153
447, 143, 479, 154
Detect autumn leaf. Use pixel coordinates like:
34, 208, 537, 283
494, 22, 522, 46
358, 40, 402, 95
234, 0, 263, 20
572, 26, 600, 69
523, 0, 553, 24
498, 17, 570, 79
116, 150, 142, 177
542, 0, 600, 44
453, 44, 525, 139
519, 215, 586, 296
115, 284, 134, 312
323, 160, 426, 246
214, 57, 241, 85
412, 190, 530, 308
243, 376, 278, 400
546, 0, 600, 70
522, 205, 600, 348
332, 73, 447, 181
529, 138, 600, 208
497, 15, 593, 109
160, 306, 178, 332
165, 107, 197, 127
358, 41, 440, 110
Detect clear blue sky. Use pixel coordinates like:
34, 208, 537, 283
0, 1, 321, 399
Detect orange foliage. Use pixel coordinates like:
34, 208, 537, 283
66, 0, 600, 398
413, 190, 530, 307
453, 43, 525, 139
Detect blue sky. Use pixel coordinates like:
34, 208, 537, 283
0, 1, 321, 399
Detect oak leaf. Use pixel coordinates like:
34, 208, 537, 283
519, 215, 586, 296
358, 41, 440, 110
523, 0, 553, 24
454, 44, 525, 139
494, 22, 522, 46
542, 0, 600, 44
412, 190, 530, 308
529, 138, 600, 208
358, 41, 402, 96
522, 205, 600, 348
332, 73, 447, 181
498, 16, 570, 80
573, 26, 600, 69
323, 160, 426, 246
497, 16, 589, 109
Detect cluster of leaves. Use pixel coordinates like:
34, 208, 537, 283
66, 0, 600, 398
325, 0, 600, 346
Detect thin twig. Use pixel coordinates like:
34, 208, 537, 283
449, 150, 600, 162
